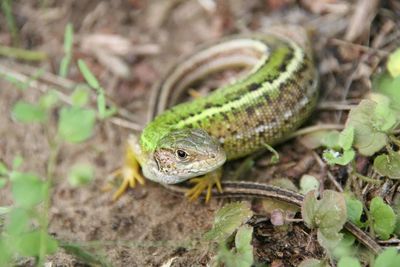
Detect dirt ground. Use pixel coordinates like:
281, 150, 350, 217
1, 0, 400, 266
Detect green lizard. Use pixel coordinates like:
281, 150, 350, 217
112, 29, 319, 202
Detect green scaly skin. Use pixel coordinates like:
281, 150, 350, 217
127, 32, 319, 187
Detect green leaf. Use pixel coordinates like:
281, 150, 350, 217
317, 230, 343, 254
10, 172, 48, 208
321, 131, 340, 149
5, 207, 29, 235
373, 151, 400, 179
78, 60, 100, 90
234, 225, 254, 266
332, 233, 357, 259
58, 106, 96, 143
387, 48, 400, 78
68, 164, 94, 187
300, 130, 335, 149
12, 155, 23, 169
299, 175, 319, 195
63, 23, 74, 53
374, 248, 400, 267
0, 238, 12, 267
0, 178, 6, 189
339, 126, 354, 150
217, 225, 254, 267
59, 23, 74, 77
370, 197, 396, 240
337, 256, 361, 267
302, 191, 318, 229
392, 194, 400, 236
372, 95, 397, 132
71, 86, 90, 107
301, 190, 347, 237
344, 194, 364, 227
372, 72, 400, 113
0, 161, 8, 175
12, 101, 47, 123
323, 149, 355, 166
205, 202, 253, 241
15, 230, 58, 257
39, 90, 59, 110
346, 99, 395, 156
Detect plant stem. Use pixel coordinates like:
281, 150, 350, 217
389, 135, 400, 147
0, 45, 47, 61
37, 137, 60, 266
353, 172, 381, 185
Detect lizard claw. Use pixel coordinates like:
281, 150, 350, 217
185, 168, 223, 203
109, 146, 145, 201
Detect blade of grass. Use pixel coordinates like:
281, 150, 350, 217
0, 45, 47, 61
1, 0, 19, 45
59, 23, 74, 78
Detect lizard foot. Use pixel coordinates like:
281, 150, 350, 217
109, 145, 145, 201
185, 168, 223, 203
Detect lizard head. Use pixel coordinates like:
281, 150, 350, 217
152, 128, 226, 184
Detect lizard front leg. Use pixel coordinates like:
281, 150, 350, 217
185, 168, 223, 203
110, 135, 146, 201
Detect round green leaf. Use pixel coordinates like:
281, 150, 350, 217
10, 172, 48, 208
337, 256, 361, 267
58, 106, 96, 143
373, 151, 400, 179
372, 73, 400, 113
346, 99, 394, 156
300, 175, 319, 195
12, 101, 47, 123
205, 202, 253, 241
374, 248, 400, 267
370, 197, 396, 240
344, 194, 364, 227
301, 190, 347, 237
0, 178, 6, 189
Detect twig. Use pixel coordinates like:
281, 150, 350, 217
330, 38, 389, 57
0, 64, 73, 105
286, 124, 344, 140
318, 101, 357, 111
109, 117, 143, 131
312, 151, 344, 192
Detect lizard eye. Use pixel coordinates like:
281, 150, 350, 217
176, 149, 188, 160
